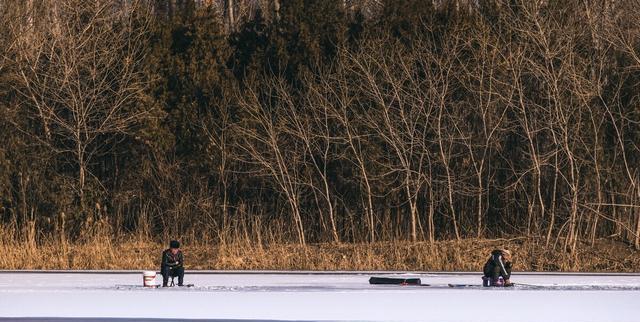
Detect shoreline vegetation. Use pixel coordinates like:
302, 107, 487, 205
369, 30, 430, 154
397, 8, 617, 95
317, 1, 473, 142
2, 0, 640, 268
1, 229, 637, 271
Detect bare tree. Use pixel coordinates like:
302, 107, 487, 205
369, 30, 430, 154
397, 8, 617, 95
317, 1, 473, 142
346, 39, 435, 242
605, 0, 640, 249
303, 80, 344, 243
324, 57, 379, 242
273, 73, 341, 242
234, 76, 307, 245
11, 0, 152, 218
433, 36, 462, 241
461, 19, 509, 238
201, 94, 235, 237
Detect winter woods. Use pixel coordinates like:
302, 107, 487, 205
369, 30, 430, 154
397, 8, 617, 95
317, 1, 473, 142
1, 0, 640, 253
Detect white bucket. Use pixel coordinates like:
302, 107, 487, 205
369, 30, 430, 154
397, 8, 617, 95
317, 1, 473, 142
143, 271, 157, 287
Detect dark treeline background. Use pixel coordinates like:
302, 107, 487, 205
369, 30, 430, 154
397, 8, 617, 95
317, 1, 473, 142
1, 0, 639, 252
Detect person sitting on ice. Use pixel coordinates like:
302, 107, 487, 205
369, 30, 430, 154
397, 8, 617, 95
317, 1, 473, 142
482, 249, 513, 287
161, 240, 184, 287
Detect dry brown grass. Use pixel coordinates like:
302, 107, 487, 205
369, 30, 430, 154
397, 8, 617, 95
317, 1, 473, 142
2, 216, 638, 271
212, 238, 640, 272
1, 226, 639, 271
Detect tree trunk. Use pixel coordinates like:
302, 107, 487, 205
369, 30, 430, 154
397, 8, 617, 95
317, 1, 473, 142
346, 126, 375, 243
476, 170, 483, 238
273, 0, 280, 21
19, 172, 29, 245
323, 175, 339, 243
77, 137, 86, 217
427, 181, 435, 243
519, 93, 545, 236
405, 178, 417, 242
437, 108, 459, 240
564, 146, 579, 253
635, 187, 640, 250
226, 0, 235, 32
591, 153, 602, 246
546, 153, 558, 246
635, 210, 639, 250
292, 195, 306, 245
363, 169, 375, 243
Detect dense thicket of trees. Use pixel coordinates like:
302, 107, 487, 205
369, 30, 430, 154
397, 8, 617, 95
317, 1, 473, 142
1, 0, 639, 251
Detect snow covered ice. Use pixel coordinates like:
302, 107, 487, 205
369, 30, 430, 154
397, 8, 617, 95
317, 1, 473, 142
1, 271, 639, 322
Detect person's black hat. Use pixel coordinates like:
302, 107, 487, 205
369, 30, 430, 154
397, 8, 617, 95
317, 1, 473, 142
169, 240, 180, 249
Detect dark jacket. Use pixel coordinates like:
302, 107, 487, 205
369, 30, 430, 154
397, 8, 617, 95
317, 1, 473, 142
160, 249, 184, 271
483, 249, 511, 280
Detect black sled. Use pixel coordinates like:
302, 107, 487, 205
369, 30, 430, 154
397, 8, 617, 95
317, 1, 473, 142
369, 276, 422, 285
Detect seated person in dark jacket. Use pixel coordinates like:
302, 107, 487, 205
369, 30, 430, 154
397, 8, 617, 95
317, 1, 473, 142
482, 249, 512, 287
160, 240, 184, 287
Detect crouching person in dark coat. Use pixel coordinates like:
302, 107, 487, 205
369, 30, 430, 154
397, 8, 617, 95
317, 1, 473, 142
161, 240, 184, 287
482, 249, 513, 287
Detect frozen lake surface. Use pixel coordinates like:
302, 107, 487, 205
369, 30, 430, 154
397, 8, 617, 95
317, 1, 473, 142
1, 271, 639, 322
